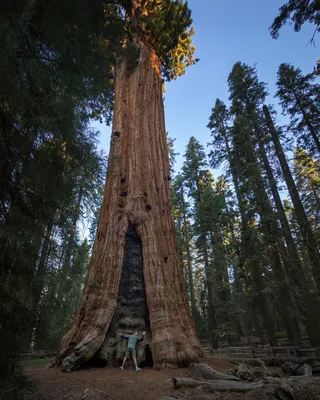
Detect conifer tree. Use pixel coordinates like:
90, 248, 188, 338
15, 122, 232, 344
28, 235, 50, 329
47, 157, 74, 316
0, 0, 125, 389
294, 147, 320, 232
276, 64, 320, 157
228, 62, 305, 344
263, 104, 320, 294
208, 100, 273, 345
182, 137, 218, 348
270, 0, 320, 40
171, 174, 198, 321
197, 177, 240, 343
223, 61, 320, 345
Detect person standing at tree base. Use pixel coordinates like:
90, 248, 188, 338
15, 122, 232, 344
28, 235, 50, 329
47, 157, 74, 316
119, 331, 146, 371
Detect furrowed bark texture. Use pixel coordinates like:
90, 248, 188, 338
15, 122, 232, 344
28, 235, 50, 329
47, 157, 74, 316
59, 39, 202, 371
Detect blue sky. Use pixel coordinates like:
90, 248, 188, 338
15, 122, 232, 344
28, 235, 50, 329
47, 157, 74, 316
92, 0, 319, 173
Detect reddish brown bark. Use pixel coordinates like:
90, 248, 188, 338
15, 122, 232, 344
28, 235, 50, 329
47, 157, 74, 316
59, 38, 202, 371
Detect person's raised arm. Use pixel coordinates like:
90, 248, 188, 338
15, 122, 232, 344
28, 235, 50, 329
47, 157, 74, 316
118, 333, 129, 339
139, 331, 147, 341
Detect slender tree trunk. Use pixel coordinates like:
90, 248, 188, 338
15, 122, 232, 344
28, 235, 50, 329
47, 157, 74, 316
263, 105, 320, 290
58, 38, 202, 371
209, 230, 236, 346
62, 187, 83, 273
32, 221, 54, 307
202, 237, 219, 349
179, 187, 197, 321
249, 126, 301, 345
192, 171, 218, 347
293, 91, 320, 156
266, 243, 301, 346
19, 220, 54, 351
183, 221, 197, 321
221, 128, 275, 345
209, 232, 230, 304
311, 186, 320, 212
186, 234, 197, 321
256, 129, 303, 275
249, 137, 300, 345
229, 223, 250, 341
256, 126, 320, 345
236, 113, 297, 345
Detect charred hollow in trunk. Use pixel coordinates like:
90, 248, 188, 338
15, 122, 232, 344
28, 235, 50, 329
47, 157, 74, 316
97, 224, 152, 367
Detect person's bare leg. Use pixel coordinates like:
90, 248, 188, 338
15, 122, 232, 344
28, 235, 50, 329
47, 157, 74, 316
133, 358, 140, 371
120, 357, 127, 370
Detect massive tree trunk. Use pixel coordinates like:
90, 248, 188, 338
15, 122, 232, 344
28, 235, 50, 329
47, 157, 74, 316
58, 38, 202, 371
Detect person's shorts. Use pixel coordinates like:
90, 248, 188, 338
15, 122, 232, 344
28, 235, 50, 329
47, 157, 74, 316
125, 348, 136, 358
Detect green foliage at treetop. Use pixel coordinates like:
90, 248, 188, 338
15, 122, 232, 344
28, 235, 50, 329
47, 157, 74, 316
119, 0, 198, 80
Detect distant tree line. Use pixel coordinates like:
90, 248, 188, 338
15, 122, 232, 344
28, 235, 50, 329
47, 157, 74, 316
171, 61, 320, 349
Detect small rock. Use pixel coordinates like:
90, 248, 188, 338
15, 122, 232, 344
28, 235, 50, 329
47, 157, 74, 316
61, 354, 75, 372
235, 363, 255, 381
256, 359, 267, 369
296, 363, 312, 377
281, 362, 299, 376
251, 366, 267, 379
274, 382, 294, 400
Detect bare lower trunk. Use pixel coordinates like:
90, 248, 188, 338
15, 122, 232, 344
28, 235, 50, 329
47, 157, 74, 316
58, 38, 202, 370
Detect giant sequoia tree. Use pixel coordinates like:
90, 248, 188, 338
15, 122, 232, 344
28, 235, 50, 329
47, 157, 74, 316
58, 0, 202, 371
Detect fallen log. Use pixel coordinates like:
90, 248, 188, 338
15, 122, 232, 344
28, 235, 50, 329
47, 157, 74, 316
225, 357, 320, 367
264, 376, 320, 384
172, 377, 263, 392
189, 363, 240, 381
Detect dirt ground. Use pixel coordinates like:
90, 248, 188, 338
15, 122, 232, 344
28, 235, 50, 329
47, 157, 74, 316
23, 356, 320, 400
23, 357, 233, 400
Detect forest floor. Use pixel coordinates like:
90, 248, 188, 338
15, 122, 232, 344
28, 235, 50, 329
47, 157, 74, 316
22, 356, 235, 400
22, 356, 320, 400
